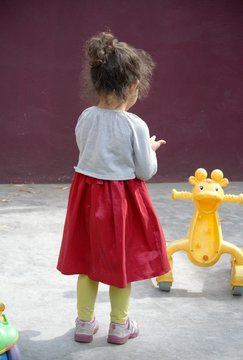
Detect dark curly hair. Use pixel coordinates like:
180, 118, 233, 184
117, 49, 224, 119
82, 31, 155, 101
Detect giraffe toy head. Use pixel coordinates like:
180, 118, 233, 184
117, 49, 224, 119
188, 168, 229, 214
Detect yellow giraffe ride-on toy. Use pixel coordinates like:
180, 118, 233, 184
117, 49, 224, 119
156, 168, 243, 296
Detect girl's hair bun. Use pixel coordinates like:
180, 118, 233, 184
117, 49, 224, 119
86, 32, 118, 65
82, 30, 155, 100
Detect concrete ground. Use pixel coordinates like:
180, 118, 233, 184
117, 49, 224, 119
0, 181, 243, 360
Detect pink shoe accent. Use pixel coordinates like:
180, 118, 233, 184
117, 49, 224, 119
107, 319, 139, 345
75, 318, 99, 343
75, 327, 98, 343
107, 334, 131, 345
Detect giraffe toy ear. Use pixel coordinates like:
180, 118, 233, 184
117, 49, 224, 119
189, 176, 198, 185
220, 178, 229, 188
211, 169, 229, 188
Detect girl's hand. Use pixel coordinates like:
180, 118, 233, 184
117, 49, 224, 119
150, 135, 166, 151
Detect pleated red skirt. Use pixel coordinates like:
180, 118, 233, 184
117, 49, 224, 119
57, 173, 170, 288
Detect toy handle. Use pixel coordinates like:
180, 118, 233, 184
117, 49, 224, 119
223, 194, 243, 204
172, 189, 192, 200
0, 303, 5, 322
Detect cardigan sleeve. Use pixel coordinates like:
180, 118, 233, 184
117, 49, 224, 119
132, 120, 158, 181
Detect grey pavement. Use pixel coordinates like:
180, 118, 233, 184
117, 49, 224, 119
0, 181, 243, 360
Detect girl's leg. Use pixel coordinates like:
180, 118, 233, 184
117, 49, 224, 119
77, 275, 99, 321
108, 283, 139, 344
75, 275, 99, 343
109, 283, 131, 324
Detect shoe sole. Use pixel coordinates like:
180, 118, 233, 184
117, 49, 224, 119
107, 331, 139, 345
75, 326, 99, 343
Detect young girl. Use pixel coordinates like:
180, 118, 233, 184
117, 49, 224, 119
57, 31, 170, 345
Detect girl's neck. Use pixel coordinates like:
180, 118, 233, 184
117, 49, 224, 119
97, 96, 127, 111
97, 82, 138, 111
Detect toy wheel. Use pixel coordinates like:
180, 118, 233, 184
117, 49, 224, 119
0, 353, 8, 360
232, 286, 243, 296
158, 282, 172, 292
7, 345, 21, 360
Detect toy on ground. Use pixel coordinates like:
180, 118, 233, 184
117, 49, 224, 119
156, 168, 243, 296
0, 303, 21, 360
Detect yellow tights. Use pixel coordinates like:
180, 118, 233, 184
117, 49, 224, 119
77, 275, 131, 324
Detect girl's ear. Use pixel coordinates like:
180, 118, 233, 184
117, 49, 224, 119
129, 79, 139, 93
134, 79, 140, 89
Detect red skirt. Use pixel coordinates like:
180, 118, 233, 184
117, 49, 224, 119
57, 173, 170, 288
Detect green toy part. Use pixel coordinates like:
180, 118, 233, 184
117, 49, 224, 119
0, 315, 19, 355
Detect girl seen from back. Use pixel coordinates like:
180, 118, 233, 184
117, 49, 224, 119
57, 31, 170, 345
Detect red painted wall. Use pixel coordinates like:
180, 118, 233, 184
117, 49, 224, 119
1, 0, 243, 183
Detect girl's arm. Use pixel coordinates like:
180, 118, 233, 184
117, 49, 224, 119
132, 123, 166, 181
150, 135, 166, 151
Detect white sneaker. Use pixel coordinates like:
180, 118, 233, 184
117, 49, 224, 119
74, 318, 99, 343
107, 319, 139, 345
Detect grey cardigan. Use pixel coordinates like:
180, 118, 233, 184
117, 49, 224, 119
74, 106, 157, 181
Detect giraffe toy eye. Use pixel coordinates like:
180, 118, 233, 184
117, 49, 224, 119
215, 187, 219, 191
199, 185, 204, 191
